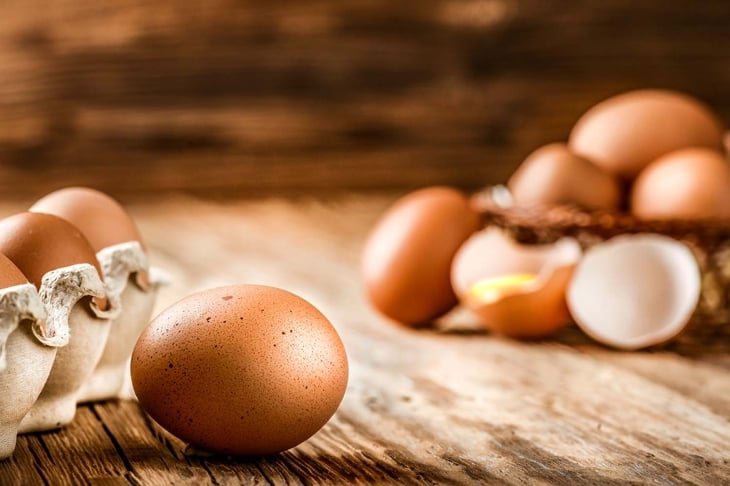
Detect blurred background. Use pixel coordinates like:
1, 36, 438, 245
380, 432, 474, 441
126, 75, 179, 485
1, 0, 729, 200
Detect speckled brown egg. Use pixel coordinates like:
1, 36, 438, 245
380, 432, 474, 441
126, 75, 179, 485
30, 186, 145, 252
0, 212, 106, 309
131, 284, 348, 457
569, 89, 725, 179
361, 187, 481, 325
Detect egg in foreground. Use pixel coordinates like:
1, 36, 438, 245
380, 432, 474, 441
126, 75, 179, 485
131, 284, 348, 457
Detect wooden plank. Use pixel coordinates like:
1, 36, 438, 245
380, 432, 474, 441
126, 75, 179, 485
1, 1, 730, 197
1, 195, 729, 484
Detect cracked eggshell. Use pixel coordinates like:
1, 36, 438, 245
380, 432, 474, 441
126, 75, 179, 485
361, 187, 481, 326
0, 212, 112, 432
131, 285, 348, 457
451, 228, 582, 338
0, 254, 49, 460
30, 187, 162, 402
567, 234, 701, 350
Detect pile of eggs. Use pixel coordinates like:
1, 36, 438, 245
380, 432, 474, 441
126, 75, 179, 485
362, 89, 727, 350
0, 187, 349, 460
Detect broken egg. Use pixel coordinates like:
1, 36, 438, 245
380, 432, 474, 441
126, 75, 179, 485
567, 234, 701, 350
361, 187, 481, 325
0, 255, 48, 459
508, 143, 622, 210
0, 212, 112, 433
451, 228, 582, 338
131, 285, 348, 457
569, 89, 725, 179
30, 187, 162, 402
630, 148, 730, 221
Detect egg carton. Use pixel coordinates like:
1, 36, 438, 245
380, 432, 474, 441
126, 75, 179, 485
474, 185, 730, 344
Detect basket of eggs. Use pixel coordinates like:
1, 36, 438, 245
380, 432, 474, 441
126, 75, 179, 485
362, 89, 730, 350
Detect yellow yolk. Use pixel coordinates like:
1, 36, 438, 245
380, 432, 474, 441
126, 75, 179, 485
469, 273, 538, 301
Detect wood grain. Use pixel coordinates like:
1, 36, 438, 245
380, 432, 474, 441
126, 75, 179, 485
1, 1, 730, 198
0, 194, 728, 485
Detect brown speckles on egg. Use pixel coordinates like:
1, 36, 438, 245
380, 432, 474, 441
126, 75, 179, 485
130, 284, 348, 457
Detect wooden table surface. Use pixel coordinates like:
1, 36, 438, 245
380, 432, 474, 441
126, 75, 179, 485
1, 194, 729, 485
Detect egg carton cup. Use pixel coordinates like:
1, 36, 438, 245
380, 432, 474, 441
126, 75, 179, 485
0, 283, 50, 459
18, 263, 112, 434
474, 185, 730, 343
79, 241, 166, 403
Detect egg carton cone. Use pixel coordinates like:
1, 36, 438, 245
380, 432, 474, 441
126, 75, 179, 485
0, 284, 49, 459
18, 264, 112, 434
474, 185, 730, 342
78, 242, 167, 403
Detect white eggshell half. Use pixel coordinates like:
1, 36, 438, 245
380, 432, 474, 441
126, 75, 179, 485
567, 234, 701, 350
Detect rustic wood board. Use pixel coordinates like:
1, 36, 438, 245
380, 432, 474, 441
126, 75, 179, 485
1, 194, 729, 485
2, 1, 730, 197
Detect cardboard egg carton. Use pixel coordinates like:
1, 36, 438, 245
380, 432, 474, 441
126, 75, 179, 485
0, 246, 166, 459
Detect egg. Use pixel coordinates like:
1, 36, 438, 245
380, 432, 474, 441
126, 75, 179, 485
0, 212, 112, 432
361, 187, 481, 325
451, 228, 582, 338
507, 143, 622, 210
30, 186, 145, 252
569, 89, 725, 179
567, 234, 701, 350
0, 253, 30, 290
630, 148, 730, 220
0, 212, 106, 309
131, 284, 348, 457
30, 187, 159, 403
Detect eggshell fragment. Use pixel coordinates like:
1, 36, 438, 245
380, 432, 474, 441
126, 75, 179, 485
630, 148, 730, 221
508, 143, 622, 210
131, 285, 348, 457
451, 228, 582, 338
361, 187, 481, 325
567, 234, 701, 350
569, 89, 725, 179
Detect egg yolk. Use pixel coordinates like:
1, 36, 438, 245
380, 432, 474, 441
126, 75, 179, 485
469, 273, 538, 302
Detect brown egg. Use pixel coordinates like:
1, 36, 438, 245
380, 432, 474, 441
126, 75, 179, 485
0, 212, 106, 309
569, 89, 725, 179
131, 284, 348, 457
30, 187, 145, 252
507, 143, 622, 210
361, 187, 481, 325
630, 148, 730, 220
0, 253, 30, 289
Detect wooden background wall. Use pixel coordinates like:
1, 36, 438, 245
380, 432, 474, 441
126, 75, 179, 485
1, 0, 730, 199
